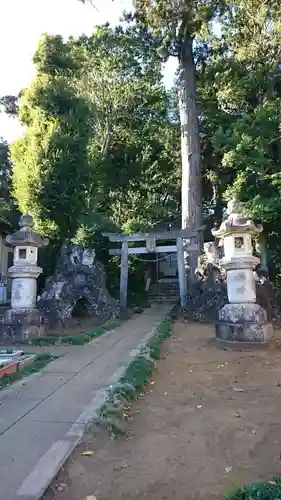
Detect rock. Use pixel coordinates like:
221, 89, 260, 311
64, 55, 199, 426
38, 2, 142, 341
180, 245, 277, 326
195, 241, 225, 287
179, 241, 229, 323
216, 302, 273, 342
255, 271, 276, 321
181, 281, 228, 323
38, 245, 119, 328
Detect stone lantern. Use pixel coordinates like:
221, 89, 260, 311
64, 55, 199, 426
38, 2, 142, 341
0, 214, 48, 341
212, 200, 272, 343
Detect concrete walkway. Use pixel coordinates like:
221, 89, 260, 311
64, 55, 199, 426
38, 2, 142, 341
0, 305, 170, 500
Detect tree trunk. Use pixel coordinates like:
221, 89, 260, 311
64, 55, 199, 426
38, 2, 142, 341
213, 178, 223, 227
178, 35, 202, 283
257, 233, 268, 274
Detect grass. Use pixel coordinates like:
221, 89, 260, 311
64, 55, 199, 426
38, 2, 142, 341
15, 307, 145, 346
146, 315, 173, 360
222, 479, 281, 500
17, 318, 125, 346
0, 353, 57, 390
96, 309, 174, 437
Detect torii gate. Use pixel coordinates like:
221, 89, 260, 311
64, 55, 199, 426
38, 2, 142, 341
103, 227, 204, 309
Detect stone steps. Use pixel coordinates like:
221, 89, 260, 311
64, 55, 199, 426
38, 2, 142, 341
148, 282, 179, 303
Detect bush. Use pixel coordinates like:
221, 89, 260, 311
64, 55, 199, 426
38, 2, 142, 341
0, 353, 57, 390
224, 479, 281, 500
96, 311, 173, 436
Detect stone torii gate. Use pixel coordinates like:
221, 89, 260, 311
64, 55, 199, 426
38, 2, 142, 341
103, 227, 204, 309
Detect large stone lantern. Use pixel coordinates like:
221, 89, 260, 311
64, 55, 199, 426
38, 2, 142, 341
0, 214, 48, 341
212, 200, 272, 342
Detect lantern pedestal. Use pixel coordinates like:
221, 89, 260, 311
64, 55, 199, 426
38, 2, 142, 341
0, 308, 44, 341
216, 302, 273, 343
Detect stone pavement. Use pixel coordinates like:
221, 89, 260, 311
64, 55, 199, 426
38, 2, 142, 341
0, 305, 170, 500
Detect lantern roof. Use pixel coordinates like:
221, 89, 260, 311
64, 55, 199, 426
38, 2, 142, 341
212, 200, 263, 239
5, 214, 49, 248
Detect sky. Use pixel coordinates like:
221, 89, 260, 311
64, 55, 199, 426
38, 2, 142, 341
0, 0, 178, 143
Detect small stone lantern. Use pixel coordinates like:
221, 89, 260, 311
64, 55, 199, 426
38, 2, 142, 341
212, 200, 272, 342
0, 214, 48, 341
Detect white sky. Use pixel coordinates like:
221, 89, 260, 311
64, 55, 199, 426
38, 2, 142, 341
0, 0, 177, 143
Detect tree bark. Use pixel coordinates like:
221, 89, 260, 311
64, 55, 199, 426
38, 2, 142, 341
178, 34, 202, 283
213, 177, 223, 227
257, 233, 268, 274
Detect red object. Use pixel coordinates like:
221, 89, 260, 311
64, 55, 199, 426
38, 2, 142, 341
0, 361, 19, 376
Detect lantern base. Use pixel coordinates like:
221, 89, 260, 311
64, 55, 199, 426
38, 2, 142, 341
0, 308, 45, 342
215, 302, 273, 343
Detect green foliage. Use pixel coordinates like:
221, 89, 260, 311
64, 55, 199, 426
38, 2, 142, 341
71, 212, 121, 292
0, 139, 20, 226
131, 1, 229, 277
79, 24, 180, 230
147, 315, 173, 359
9, 0, 281, 285
19, 317, 123, 346
71, 213, 118, 251
194, 0, 281, 276
11, 25, 180, 245
133, 0, 223, 57
96, 311, 173, 437
0, 95, 19, 117
27, 334, 90, 346
223, 479, 281, 500
120, 355, 154, 390
11, 70, 93, 240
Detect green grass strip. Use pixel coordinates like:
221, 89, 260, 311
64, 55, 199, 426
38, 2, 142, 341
222, 478, 281, 500
17, 307, 145, 346
0, 353, 57, 390
96, 308, 174, 437
17, 318, 125, 346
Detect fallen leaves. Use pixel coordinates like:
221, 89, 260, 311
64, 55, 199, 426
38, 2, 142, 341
57, 482, 67, 492
114, 463, 130, 471
232, 412, 241, 418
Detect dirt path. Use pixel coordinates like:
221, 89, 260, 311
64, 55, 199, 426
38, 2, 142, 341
44, 320, 281, 500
